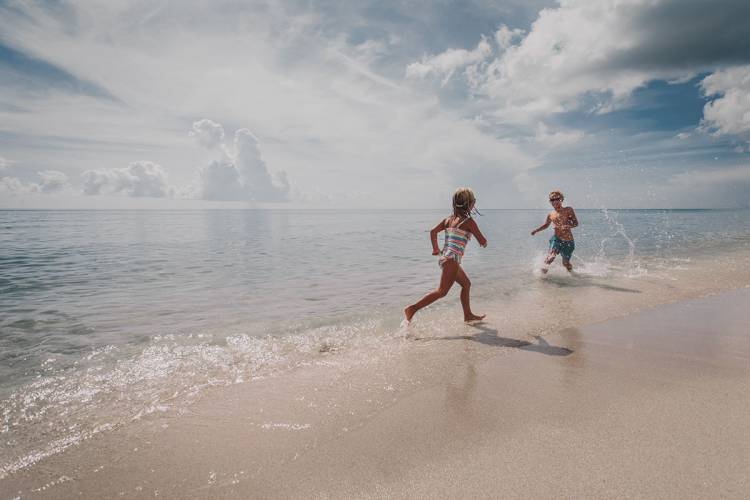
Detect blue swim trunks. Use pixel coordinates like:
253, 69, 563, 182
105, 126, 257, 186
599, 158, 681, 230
549, 236, 575, 260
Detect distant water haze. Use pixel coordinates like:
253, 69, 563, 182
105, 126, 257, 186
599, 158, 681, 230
1, 208, 749, 478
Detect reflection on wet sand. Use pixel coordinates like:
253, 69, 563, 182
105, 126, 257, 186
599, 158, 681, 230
444, 363, 478, 421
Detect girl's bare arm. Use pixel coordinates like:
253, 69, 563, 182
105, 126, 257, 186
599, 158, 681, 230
429, 219, 446, 255
466, 219, 488, 247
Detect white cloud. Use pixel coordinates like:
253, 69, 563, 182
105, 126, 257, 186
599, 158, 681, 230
37, 170, 70, 193
407, 0, 750, 125
477, 3, 669, 120
234, 129, 289, 201
494, 25, 525, 51
189, 119, 226, 150
533, 122, 584, 149
199, 159, 245, 201
397, 0, 750, 195
406, 37, 492, 86
82, 161, 170, 197
194, 121, 290, 201
700, 65, 750, 143
0, 168, 69, 195
345, 36, 399, 66
0, 176, 37, 195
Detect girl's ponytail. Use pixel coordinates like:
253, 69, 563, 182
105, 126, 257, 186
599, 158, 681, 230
452, 187, 476, 218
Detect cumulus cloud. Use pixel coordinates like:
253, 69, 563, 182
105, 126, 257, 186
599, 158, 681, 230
37, 170, 70, 193
700, 65, 750, 143
0, 176, 36, 195
408, 0, 750, 123
199, 159, 245, 201
194, 120, 290, 202
82, 161, 170, 197
189, 119, 226, 150
494, 25, 525, 51
234, 129, 289, 201
0, 168, 70, 195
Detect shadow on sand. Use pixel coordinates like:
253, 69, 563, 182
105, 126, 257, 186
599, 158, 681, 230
413, 324, 574, 357
541, 274, 641, 294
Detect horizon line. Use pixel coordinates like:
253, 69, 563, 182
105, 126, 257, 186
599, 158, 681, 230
0, 207, 746, 211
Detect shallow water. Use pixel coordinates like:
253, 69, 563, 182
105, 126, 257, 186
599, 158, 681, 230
1, 208, 750, 477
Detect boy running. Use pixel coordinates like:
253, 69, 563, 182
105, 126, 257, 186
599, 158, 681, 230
531, 191, 578, 273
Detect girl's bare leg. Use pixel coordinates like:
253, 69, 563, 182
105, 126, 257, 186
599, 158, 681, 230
455, 266, 485, 322
404, 259, 458, 322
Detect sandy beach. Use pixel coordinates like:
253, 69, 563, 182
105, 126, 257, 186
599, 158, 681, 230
3, 285, 748, 499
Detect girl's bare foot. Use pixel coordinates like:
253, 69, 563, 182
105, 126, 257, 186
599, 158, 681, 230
404, 305, 416, 323
464, 313, 485, 322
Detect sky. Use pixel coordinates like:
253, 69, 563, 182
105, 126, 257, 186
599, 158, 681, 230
0, 0, 749, 209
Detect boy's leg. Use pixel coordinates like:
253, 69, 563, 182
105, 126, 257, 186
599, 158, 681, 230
455, 266, 485, 322
404, 259, 459, 321
542, 249, 558, 273
561, 241, 574, 272
544, 249, 558, 265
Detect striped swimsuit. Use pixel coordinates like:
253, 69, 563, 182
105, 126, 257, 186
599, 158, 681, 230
439, 216, 472, 267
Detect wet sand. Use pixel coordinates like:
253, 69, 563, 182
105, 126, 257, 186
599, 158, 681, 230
3, 287, 750, 499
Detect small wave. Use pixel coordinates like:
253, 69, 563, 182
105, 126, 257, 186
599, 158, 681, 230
0, 317, 395, 478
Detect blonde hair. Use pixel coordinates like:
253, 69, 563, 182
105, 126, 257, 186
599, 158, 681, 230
452, 187, 476, 218
548, 190, 564, 201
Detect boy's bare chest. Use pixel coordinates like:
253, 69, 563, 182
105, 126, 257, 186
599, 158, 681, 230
550, 210, 572, 226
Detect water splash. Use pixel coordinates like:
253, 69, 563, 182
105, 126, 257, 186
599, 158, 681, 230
596, 207, 646, 277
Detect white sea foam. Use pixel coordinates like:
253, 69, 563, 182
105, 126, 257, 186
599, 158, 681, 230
0, 317, 398, 479
260, 422, 312, 430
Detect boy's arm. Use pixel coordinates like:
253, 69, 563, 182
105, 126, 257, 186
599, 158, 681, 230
466, 219, 487, 247
429, 219, 446, 255
531, 214, 551, 235
568, 208, 579, 228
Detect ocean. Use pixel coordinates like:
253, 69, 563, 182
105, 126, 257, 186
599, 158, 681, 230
2, 208, 749, 477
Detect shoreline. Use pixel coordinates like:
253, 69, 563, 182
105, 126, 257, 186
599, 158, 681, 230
3, 285, 750, 498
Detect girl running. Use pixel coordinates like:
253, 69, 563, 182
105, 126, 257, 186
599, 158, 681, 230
404, 187, 488, 323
